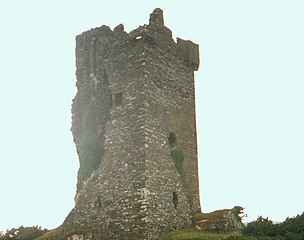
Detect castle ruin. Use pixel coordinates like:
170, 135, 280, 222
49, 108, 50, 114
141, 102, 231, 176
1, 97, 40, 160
64, 8, 200, 240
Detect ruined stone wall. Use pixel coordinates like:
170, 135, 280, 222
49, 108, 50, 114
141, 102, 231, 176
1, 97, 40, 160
63, 8, 200, 240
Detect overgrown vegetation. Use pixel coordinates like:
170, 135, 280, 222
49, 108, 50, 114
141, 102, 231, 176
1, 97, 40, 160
72, 84, 111, 192
228, 212, 304, 240
160, 212, 304, 240
0, 226, 48, 240
35, 227, 78, 240
170, 148, 184, 175
159, 229, 229, 240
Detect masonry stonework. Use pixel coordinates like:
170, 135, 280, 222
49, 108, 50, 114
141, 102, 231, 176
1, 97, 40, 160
64, 8, 200, 240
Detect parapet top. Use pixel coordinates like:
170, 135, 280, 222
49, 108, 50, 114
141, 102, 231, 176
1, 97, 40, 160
76, 8, 200, 71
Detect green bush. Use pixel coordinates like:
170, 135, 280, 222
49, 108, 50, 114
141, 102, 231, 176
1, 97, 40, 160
240, 212, 304, 240
0, 226, 48, 240
242, 216, 278, 238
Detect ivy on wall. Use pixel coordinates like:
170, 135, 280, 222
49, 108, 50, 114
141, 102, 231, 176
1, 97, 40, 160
170, 148, 184, 175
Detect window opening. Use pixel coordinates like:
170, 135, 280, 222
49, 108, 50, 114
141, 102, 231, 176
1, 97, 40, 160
92, 38, 97, 73
104, 71, 108, 84
168, 132, 176, 146
94, 196, 102, 208
173, 192, 178, 209
113, 92, 123, 107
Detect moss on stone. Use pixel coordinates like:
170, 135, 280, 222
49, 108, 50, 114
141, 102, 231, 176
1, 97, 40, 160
72, 81, 111, 192
170, 148, 184, 175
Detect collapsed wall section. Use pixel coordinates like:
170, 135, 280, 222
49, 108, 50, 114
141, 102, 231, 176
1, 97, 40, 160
67, 25, 154, 239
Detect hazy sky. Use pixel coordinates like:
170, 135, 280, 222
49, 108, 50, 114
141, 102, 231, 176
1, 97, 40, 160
0, 0, 303, 232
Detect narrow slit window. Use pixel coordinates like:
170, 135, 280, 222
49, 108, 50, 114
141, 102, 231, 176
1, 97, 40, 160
104, 71, 108, 84
94, 196, 102, 208
173, 192, 178, 209
114, 92, 123, 107
92, 38, 97, 73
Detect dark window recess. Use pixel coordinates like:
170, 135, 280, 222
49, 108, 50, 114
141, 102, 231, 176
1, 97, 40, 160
94, 196, 102, 208
104, 71, 108, 84
92, 38, 97, 73
168, 132, 177, 146
114, 92, 123, 107
173, 192, 178, 209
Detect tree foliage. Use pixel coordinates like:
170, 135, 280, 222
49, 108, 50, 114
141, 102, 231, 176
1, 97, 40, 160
230, 212, 304, 240
0, 226, 48, 240
242, 216, 278, 237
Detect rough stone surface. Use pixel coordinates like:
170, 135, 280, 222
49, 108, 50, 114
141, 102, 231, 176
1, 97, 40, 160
62, 8, 200, 240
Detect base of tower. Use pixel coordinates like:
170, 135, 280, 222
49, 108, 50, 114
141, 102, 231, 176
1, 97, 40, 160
35, 207, 244, 240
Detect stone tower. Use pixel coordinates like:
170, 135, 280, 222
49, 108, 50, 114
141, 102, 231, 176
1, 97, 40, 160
64, 8, 200, 240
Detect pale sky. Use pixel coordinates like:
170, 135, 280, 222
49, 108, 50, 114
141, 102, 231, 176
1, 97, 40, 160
0, 0, 304, 232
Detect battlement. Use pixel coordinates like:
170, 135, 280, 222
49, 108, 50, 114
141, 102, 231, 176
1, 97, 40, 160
76, 8, 199, 72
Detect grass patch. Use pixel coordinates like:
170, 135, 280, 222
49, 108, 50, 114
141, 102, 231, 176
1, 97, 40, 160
34, 227, 69, 240
159, 229, 230, 240
34, 227, 93, 240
